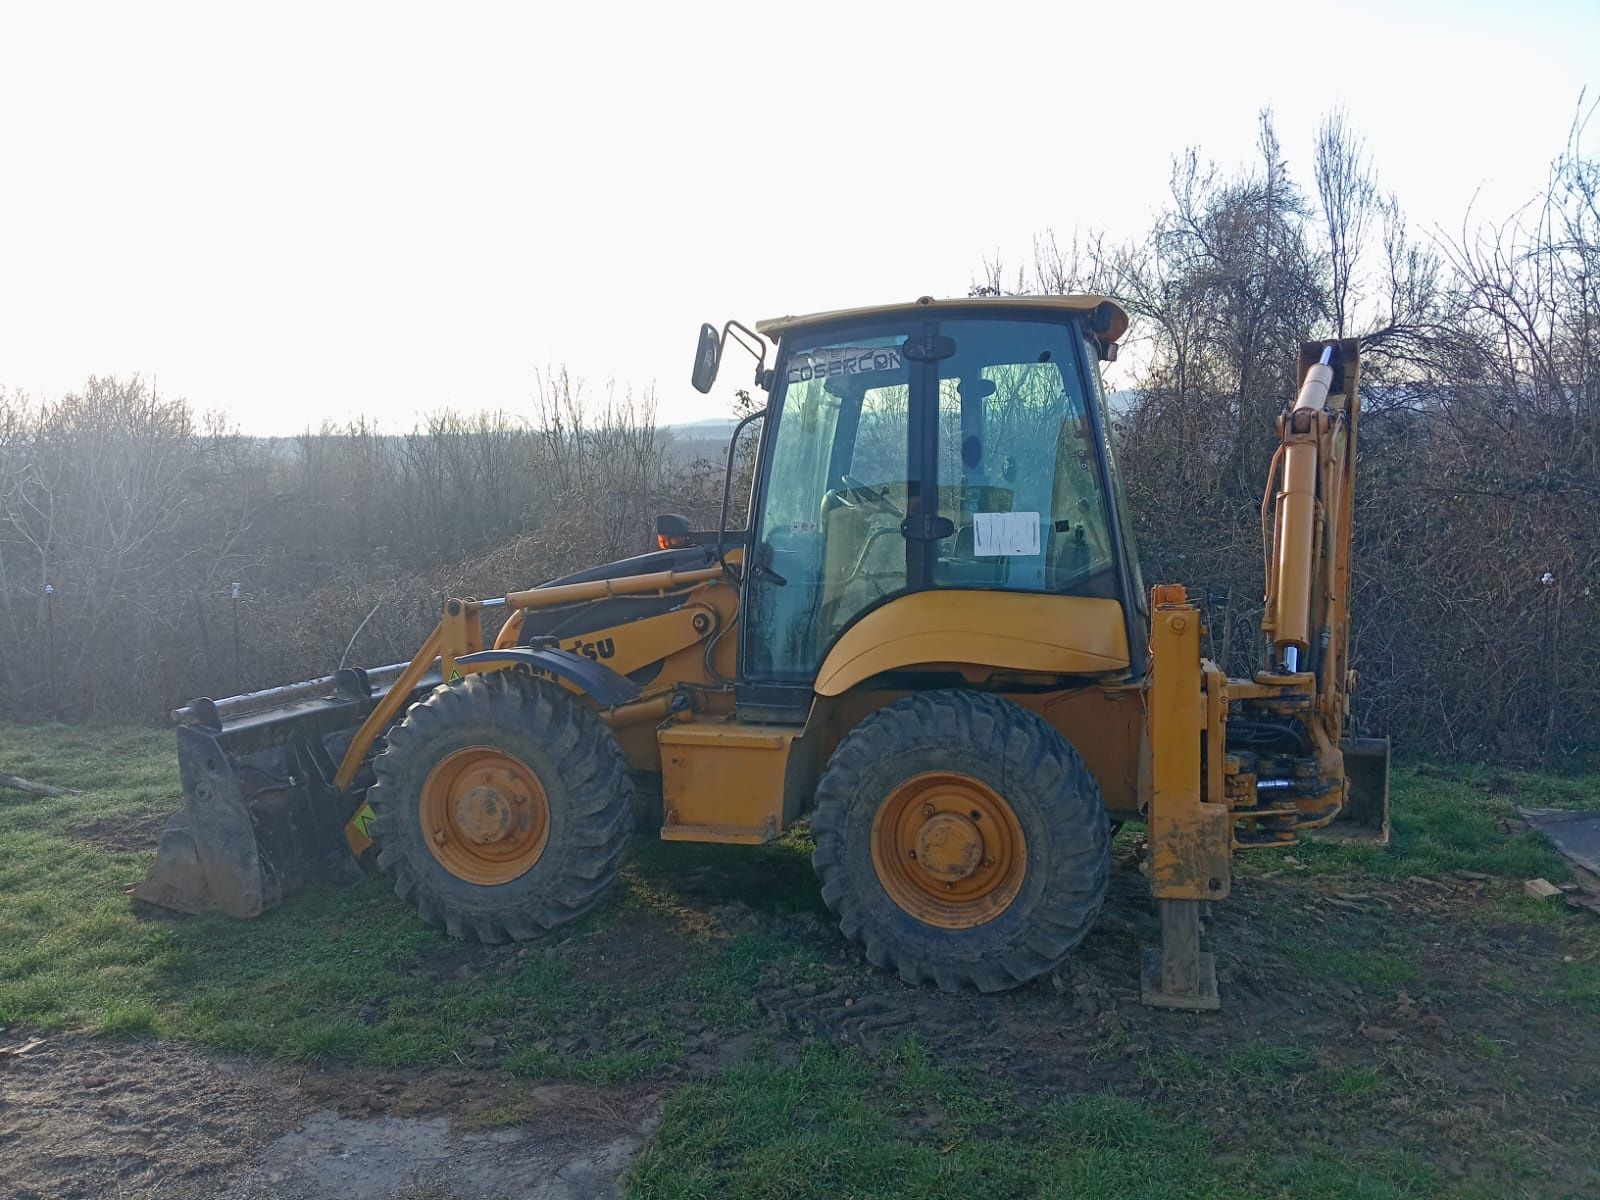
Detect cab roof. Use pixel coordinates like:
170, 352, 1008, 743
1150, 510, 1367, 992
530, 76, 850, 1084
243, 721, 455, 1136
754, 294, 1130, 345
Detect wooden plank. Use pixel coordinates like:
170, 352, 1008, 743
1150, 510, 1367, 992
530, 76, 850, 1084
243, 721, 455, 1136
0, 771, 78, 797
1524, 878, 1563, 902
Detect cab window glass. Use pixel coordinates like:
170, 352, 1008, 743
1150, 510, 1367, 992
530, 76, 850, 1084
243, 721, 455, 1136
933, 320, 1114, 593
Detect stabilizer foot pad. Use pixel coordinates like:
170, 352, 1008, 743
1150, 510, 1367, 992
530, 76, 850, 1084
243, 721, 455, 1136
1140, 948, 1220, 1011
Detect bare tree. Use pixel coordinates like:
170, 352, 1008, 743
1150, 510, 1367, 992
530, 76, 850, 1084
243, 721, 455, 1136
1314, 109, 1380, 338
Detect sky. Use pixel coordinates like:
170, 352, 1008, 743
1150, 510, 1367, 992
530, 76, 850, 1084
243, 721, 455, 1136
1, 0, 1597, 434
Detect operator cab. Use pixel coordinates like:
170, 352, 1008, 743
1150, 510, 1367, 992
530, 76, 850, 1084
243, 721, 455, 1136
693, 296, 1143, 714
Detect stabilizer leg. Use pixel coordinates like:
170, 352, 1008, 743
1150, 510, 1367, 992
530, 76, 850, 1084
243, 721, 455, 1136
1140, 589, 1228, 1011
1141, 898, 1219, 1011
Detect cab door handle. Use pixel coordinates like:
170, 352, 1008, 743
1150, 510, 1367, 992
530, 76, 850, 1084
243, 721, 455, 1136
900, 514, 955, 541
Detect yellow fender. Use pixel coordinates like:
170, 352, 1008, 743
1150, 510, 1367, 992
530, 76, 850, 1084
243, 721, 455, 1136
813, 590, 1130, 696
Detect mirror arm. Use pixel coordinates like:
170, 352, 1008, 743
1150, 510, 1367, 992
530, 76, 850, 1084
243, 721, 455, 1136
722, 320, 768, 387
715, 406, 767, 574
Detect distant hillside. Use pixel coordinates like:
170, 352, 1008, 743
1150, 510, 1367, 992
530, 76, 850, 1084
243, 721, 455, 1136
667, 417, 739, 437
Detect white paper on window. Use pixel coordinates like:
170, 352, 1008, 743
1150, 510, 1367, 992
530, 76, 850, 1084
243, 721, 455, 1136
972, 511, 1040, 557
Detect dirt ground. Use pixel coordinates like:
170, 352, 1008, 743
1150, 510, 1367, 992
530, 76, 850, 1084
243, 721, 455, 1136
0, 1034, 661, 1200
3, 851, 1597, 1198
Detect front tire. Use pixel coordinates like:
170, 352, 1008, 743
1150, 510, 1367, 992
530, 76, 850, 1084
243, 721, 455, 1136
811, 690, 1110, 992
368, 673, 633, 942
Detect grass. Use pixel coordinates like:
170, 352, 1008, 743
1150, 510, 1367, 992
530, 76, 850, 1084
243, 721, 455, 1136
630, 1040, 1451, 1200
1468, 1033, 1505, 1060
1322, 1064, 1387, 1095
1279, 941, 1419, 993
1222, 1042, 1316, 1081
3, 724, 1599, 1198
0, 724, 831, 1076
1545, 953, 1600, 1012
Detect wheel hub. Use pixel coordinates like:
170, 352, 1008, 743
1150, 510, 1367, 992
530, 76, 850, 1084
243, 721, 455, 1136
420, 747, 550, 884
455, 783, 515, 844
871, 771, 1027, 929
913, 812, 984, 882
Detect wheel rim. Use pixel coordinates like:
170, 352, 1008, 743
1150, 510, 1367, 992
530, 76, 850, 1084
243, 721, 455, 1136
870, 771, 1027, 929
419, 745, 550, 884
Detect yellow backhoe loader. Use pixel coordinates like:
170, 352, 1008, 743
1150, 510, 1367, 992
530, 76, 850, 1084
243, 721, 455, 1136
134, 295, 1389, 1009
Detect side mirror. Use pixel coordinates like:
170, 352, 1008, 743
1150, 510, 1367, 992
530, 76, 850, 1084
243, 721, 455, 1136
655, 512, 691, 550
691, 323, 721, 394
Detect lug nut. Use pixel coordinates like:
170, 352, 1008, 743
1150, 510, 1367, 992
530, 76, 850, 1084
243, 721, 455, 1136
921, 803, 936, 817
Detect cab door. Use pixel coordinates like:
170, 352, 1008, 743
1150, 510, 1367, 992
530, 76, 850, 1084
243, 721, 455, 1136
739, 331, 917, 704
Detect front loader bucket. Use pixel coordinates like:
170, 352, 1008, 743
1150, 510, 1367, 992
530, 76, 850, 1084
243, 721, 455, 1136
1315, 736, 1392, 847
132, 662, 438, 919
132, 725, 355, 917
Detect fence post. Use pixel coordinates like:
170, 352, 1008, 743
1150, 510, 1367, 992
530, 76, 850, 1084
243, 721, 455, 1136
231, 582, 242, 692
1541, 569, 1561, 764
43, 583, 55, 718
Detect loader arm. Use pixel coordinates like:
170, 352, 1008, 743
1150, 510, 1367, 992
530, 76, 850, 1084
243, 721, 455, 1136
332, 563, 727, 851
331, 562, 725, 790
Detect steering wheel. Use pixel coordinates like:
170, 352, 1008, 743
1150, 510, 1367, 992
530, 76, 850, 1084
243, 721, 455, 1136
832, 473, 903, 516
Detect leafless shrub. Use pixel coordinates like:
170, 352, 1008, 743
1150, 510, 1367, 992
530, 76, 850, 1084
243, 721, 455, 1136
0, 371, 721, 721
1002, 103, 1599, 763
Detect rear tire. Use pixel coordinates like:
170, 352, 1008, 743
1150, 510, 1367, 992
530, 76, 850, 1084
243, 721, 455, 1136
811, 690, 1109, 992
368, 673, 632, 942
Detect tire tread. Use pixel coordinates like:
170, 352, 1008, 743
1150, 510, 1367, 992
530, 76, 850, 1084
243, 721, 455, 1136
367, 672, 632, 942
811, 689, 1110, 993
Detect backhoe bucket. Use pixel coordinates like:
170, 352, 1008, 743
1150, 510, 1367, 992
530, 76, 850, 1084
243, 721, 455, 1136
132, 662, 438, 918
1316, 736, 1391, 847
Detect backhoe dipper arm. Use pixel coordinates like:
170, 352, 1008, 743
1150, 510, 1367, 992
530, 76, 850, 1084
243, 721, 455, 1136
1266, 345, 1336, 674
1262, 338, 1362, 738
